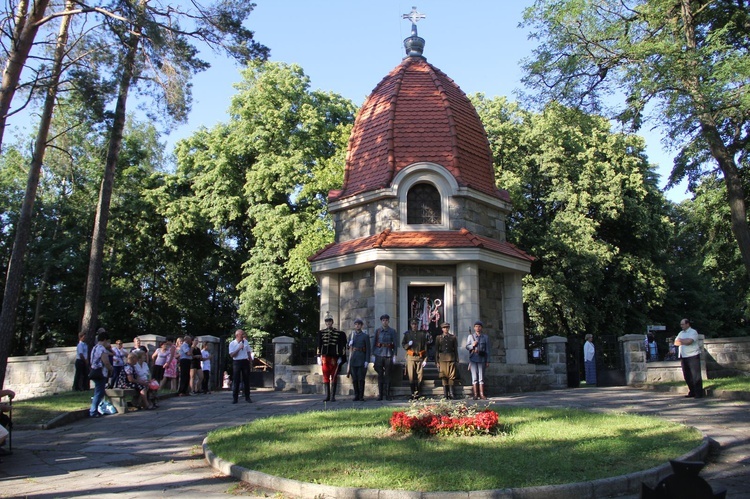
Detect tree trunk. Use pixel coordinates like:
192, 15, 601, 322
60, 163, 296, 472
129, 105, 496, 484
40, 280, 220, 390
0, 0, 71, 388
79, 26, 141, 345
0, 0, 51, 153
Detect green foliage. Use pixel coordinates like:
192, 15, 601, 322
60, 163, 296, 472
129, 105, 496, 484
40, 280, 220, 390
169, 61, 355, 336
473, 96, 671, 337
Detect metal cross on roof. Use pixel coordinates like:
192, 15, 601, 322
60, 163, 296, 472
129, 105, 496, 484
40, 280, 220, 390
402, 6, 426, 37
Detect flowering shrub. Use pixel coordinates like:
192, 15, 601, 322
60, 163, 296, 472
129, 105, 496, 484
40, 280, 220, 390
390, 399, 499, 437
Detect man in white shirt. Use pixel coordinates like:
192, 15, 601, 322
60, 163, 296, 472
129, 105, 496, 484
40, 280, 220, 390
674, 318, 704, 398
228, 329, 253, 403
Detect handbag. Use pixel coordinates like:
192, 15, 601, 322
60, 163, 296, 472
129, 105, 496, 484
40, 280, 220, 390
89, 367, 104, 381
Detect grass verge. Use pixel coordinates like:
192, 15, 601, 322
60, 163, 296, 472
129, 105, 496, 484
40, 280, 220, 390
649, 376, 750, 393
206, 405, 702, 491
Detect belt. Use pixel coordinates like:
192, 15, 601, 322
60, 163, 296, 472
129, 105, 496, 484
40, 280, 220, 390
351, 347, 366, 352
376, 343, 394, 348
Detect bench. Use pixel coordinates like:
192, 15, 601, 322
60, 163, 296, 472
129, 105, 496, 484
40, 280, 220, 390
105, 388, 138, 415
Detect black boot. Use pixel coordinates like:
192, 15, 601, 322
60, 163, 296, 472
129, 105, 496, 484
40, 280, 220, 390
359, 380, 366, 401
330, 381, 337, 401
352, 380, 360, 401
324, 382, 330, 402
377, 380, 384, 401
448, 385, 454, 400
385, 382, 391, 401
443, 385, 449, 399
415, 382, 421, 399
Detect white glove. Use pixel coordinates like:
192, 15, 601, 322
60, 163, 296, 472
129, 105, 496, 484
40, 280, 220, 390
349, 340, 353, 346
392, 355, 397, 363
408, 340, 413, 346
316, 357, 322, 366
337, 357, 343, 365
422, 361, 427, 368
363, 362, 368, 369
370, 355, 376, 363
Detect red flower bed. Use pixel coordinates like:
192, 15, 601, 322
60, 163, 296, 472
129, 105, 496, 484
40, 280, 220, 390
390, 406, 499, 437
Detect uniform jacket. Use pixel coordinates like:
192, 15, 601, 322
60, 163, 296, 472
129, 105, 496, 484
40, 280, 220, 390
348, 330, 371, 366
402, 329, 431, 360
466, 333, 490, 363
372, 327, 398, 357
317, 327, 346, 359
435, 333, 458, 363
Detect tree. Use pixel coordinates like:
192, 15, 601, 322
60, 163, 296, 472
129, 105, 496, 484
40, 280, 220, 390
521, 0, 750, 279
169, 61, 354, 342
78, 0, 268, 345
473, 95, 671, 337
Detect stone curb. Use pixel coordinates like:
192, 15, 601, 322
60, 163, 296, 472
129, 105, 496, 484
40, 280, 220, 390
203, 435, 710, 499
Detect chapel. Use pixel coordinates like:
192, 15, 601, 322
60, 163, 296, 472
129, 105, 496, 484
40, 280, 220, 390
309, 8, 534, 372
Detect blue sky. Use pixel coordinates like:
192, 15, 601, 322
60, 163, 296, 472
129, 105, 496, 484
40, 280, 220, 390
8, 1, 690, 201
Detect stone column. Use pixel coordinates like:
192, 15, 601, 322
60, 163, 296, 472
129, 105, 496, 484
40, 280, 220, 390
620, 334, 647, 385
457, 262, 479, 365
374, 263, 397, 322
543, 335, 567, 388
503, 272, 528, 364
318, 272, 341, 328
272, 336, 295, 391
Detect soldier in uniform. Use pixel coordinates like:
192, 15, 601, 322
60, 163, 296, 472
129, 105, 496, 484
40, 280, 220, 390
402, 317, 431, 399
466, 320, 490, 400
317, 313, 347, 402
347, 318, 371, 401
372, 314, 398, 400
435, 322, 458, 399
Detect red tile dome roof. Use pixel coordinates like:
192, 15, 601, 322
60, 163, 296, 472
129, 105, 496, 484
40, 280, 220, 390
329, 55, 510, 203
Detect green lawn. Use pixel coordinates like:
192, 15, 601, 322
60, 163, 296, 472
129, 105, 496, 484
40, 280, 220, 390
206, 406, 702, 491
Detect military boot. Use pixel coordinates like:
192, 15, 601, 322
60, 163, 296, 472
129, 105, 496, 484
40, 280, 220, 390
409, 382, 416, 400
443, 385, 450, 399
359, 380, 366, 401
448, 385, 455, 400
352, 380, 360, 401
377, 380, 384, 401
479, 384, 487, 400
385, 382, 391, 401
324, 382, 331, 402
472, 383, 478, 400
330, 381, 337, 402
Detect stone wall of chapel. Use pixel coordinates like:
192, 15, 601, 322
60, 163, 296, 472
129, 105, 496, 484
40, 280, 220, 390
451, 197, 507, 241
338, 268, 375, 330
333, 199, 400, 242
479, 268, 506, 363
332, 195, 507, 242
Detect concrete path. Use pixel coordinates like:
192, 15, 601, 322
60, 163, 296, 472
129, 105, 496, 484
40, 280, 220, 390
0, 387, 747, 498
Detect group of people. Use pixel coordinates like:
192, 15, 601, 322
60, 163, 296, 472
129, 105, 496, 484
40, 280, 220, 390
78, 330, 215, 417
316, 315, 491, 402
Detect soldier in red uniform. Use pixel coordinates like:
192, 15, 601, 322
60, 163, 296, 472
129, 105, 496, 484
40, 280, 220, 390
317, 314, 347, 402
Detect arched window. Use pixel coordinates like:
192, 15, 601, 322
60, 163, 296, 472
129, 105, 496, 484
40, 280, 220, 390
407, 183, 441, 224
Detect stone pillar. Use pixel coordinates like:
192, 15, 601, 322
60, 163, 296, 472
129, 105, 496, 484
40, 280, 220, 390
620, 334, 647, 385
272, 336, 295, 391
318, 272, 341, 328
138, 334, 166, 359
374, 263, 397, 322
457, 262, 480, 365
503, 272, 528, 364
543, 335, 567, 388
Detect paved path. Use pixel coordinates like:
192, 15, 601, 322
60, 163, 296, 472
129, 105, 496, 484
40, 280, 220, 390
0, 387, 747, 498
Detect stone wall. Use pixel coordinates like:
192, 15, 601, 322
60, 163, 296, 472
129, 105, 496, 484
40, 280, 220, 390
333, 198, 399, 242
339, 269, 375, 329
451, 196, 506, 240
478, 268, 506, 363
703, 337, 750, 377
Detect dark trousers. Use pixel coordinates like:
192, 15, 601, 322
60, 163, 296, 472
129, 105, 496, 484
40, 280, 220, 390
232, 359, 251, 401
178, 358, 192, 394
373, 355, 392, 384
681, 354, 703, 397
202, 370, 210, 393
73, 359, 88, 391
